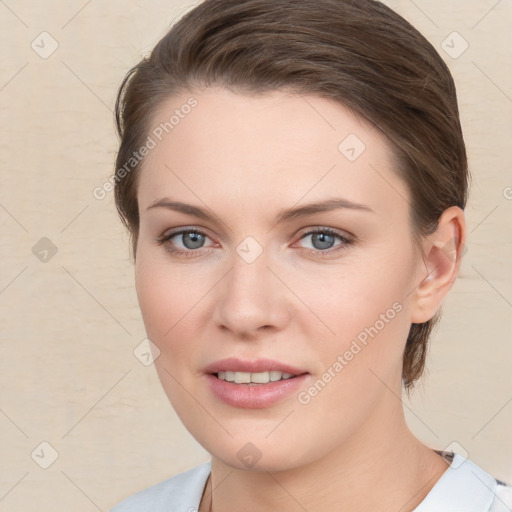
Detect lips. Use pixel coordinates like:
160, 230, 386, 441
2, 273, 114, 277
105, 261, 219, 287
203, 357, 306, 376
203, 358, 309, 408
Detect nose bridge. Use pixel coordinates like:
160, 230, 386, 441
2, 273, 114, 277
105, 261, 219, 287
212, 244, 289, 336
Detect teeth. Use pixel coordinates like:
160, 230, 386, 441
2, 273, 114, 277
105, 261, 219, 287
250, 371, 270, 384
234, 371, 251, 384
270, 371, 282, 381
216, 370, 296, 384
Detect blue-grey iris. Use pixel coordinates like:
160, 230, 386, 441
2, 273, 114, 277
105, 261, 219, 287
311, 233, 335, 250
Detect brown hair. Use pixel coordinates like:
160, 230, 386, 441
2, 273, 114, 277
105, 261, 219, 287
114, 0, 469, 390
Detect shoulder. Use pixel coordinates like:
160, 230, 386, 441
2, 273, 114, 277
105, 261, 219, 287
415, 452, 512, 512
489, 481, 512, 512
110, 462, 211, 512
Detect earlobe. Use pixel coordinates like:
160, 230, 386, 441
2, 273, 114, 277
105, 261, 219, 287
410, 206, 467, 324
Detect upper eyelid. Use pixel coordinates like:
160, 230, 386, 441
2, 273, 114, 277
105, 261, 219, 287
295, 226, 353, 245
161, 228, 217, 246
161, 226, 216, 242
161, 225, 348, 237
297, 226, 351, 237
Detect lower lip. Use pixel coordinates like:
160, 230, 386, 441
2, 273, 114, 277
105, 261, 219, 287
205, 374, 309, 409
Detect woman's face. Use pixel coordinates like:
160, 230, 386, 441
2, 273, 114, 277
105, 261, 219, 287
134, 87, 428, 471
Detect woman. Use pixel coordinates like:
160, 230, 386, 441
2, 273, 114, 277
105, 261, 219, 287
110, 0, 511, 510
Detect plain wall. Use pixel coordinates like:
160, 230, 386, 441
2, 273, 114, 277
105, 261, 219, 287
0, 1, 511, 510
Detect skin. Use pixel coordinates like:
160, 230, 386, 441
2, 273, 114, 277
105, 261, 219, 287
134, 87, 466, 511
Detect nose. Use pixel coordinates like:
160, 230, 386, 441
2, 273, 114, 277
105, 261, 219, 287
212, 250, 292, 340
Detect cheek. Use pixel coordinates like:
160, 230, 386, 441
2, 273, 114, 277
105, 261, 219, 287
294, 247, 416, 372
134, 249, 206, 356
290, 257, 414, 436
134, 251, 208, 412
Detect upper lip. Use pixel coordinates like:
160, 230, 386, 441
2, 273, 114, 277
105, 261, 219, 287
203, 358, 307, 375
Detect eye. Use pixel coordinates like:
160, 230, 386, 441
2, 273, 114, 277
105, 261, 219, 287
175, 231, 207, 250
296, 227, 354, 255
155, 228, 216, 256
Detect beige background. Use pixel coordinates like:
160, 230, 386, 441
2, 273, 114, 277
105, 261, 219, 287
0, 0, 511, 510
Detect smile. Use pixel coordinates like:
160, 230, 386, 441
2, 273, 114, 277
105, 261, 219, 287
215, 370, 296, 384
203, 358, 309, 408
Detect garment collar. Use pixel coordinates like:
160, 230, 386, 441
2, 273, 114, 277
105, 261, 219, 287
413, 452, 497, 512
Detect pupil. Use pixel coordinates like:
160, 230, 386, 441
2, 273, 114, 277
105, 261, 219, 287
184, 232, 204, 249
312, 233, 334, 250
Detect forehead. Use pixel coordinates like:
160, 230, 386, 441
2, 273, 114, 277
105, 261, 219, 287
137, 87, 408, 219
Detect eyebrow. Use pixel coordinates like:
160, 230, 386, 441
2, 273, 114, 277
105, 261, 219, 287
273, 197, 374, 223
146, 197, 374, 225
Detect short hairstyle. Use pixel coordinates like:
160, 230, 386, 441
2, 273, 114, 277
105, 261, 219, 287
113, 0, 469, 390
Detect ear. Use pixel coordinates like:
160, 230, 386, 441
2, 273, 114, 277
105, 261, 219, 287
410, 206, 467, 324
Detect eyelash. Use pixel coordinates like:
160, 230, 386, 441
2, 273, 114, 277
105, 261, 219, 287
155, 227, 354, 258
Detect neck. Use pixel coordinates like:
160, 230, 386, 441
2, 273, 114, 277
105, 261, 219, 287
201, 397, 449, 512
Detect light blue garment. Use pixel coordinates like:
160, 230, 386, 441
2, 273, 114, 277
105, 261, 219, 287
111, 462, 210, 512
110, 452, 512, 511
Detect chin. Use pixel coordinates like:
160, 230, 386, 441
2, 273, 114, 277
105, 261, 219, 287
189, 426, 320, 474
